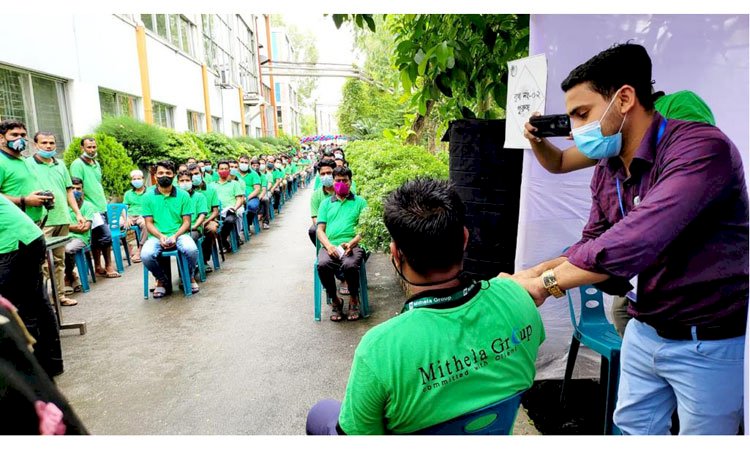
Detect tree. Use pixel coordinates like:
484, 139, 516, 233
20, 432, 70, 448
337, 78, 403, 139
270, 15, 319, 110
300, 114, 317, 136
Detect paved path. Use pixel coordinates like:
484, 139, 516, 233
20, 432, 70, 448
55, 186, 538, 435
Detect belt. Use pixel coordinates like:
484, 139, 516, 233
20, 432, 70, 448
651, 322, 746, 341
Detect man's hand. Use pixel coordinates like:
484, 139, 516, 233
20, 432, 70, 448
25, 191, 54, 207
524, 112, 544, 144
341, 241, 354, 256
76, 213, 86, 227
510, 275, 550, 307
325, 244, 339, 259
160, 235, 176, 249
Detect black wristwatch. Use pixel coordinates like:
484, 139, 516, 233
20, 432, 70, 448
19, 196, 26, 211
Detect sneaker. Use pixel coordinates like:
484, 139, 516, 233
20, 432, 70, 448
262, 223, 270, 230
205, 266, 213, 273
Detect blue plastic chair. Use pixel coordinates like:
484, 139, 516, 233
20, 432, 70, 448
130, 225, 142, 247
313, 241, 370, 321
240, 210, 251, 243
562, 284, 623, 435
106, 203, 131, 273
415, 390, 526, 435
195, 236, 207, 282
252, 213, 261, 234
142, 249, 193, 298
73, 245, 97, 293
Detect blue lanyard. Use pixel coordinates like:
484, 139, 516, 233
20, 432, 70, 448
616, 118, 667, 218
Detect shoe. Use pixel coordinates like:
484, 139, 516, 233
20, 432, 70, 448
64, 285, 74, 295
191, 282, 200, 294
262, 224, 270, 230
205, 266, 213, 273
60, 297, 78, 306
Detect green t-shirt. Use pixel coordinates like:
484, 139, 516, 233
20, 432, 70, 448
310, 187, 334, 218
141, 187, 192, 237
655, 90, 716, 125
26, 156, 73, 226
234, 177, 247, 195
187, 190, 208, 230
0, 193, 43, 254
196, 184, 220, 211
241, 171, 262, 197
338, 278, 545, 435
272, 169, 284, 182
123, 188, 148, 216
204, 171, 219, 183
316, 194, 367, 246
70, 157, 107, 213
212, 180, 244, 209
262, 172, 274, 190
313, 174, 321, 190
284, 165, 293, 176
68, 200, 97, 245
0, 150, 44, 222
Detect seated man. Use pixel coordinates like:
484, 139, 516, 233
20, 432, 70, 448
176, 170, 208, 244
238, 155, 262, 227
212, 160, 244, 251
256, 158, 272, 230
123, 169, 149, 262
63, 178, 96, 298
189, 163, 220, 271
308, 159, 336, 244
307, 179, 545, 435
316, 167, 368, 321
140, 160, 199, 298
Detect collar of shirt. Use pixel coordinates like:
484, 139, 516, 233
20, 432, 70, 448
0, 149, 22, 160
598, 112, 665, 179
152, 186, 177, 197
33, 154, 59, 165
331, 193, 355, 203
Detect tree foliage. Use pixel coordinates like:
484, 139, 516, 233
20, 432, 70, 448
337, 78, 404, 140
64, 133, 137, 199
270, 15, 319, 110
95, 115, 168, 167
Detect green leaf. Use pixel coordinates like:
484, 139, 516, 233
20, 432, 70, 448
461, 106, 477, 119
396, 40, 413, 55
363, 15, 376, 32
414, 49, 426, 64
435, 73, 453, 97
408, 63, 418, 83
400, 70, 412, 92
467, 14, 485, 29
493, 82, 508, 107
332, 14, 345, 29
483, 28, 498, 51
355, 15, 364, 28
418, 52, 430, 76
446, 56, 455, 69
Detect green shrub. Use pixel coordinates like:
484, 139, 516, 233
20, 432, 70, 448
162, 128, 209, 163
346, 138, 449, 252
95, 116, 167, 167
64, 133, 137, 199
196, 132, 242, 160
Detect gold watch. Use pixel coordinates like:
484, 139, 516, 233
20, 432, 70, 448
541, 270, 565, 298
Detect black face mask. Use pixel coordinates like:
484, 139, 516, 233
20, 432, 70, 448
390, 252, 463, 287
157, 176, 173, 187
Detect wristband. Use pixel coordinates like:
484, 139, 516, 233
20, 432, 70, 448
19, 196, 26, 211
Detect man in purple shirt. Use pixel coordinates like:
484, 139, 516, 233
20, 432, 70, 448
507, 43, 747, 435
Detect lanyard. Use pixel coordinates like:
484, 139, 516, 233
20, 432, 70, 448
616, 118, 667, 218
401, 281, 479, 313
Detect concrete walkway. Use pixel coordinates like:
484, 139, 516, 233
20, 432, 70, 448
55, 186, 539, 435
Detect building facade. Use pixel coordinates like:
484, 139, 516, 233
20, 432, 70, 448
270, 28, 301, 137
0, 14, 284, 154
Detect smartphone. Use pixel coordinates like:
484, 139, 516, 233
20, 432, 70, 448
529, 114, 571, 138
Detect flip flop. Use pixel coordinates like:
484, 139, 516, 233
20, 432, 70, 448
339, 285, 350, 295
60, 297, 78, 306
191, 282, 200, 294
153, 287, 167, 299
330, 299, 344, 322
105, 271, 121, 278
347, 302, 360, 321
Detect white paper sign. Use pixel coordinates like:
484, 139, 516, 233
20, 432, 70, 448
504, 54, 548, 149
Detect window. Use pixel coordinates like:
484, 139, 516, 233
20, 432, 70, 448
201, 14, 235, 84
231, 121, 241, 137
0, 66, 71, 149
237, 15, 259, 94
141, 14, 196, 56
152, 101, 174, 128
276, 106, 283, 132
211, 116, 221, 132
99, 89, 139, 119
187, 110, 203, 133
255, 127, 261, 138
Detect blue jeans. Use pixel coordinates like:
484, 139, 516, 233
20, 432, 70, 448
614, 319, 745, 435
141, 235, 198, 284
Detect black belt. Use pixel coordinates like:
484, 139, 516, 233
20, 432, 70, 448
650, 321, 746, 341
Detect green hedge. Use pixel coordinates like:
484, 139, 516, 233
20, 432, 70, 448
346, 138, 449, 252
64, 133, 137, 199
96, 116, 167, 167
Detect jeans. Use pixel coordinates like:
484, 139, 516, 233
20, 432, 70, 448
140, 235, 198, 284
306, 399, 341, 435
613, 319, 745, 435
0, 236, 63, 378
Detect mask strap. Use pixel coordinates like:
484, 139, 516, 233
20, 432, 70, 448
390, 254, 463, 287
601, 88, 621, 120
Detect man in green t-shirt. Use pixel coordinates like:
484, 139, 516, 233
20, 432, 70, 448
239, 155, 262, 221
0, 120, 53, 223
64, 178, 96, 295
176, 170, 208, 243
189, 164, 220, 271
316, 166, 368, 322
28, 131, 86, 306
0, 182, 63, 379
70, 137, 119, 278
257, 159, 273, 229
200, 159, 218, 184
308, 160, 336, 244
307, 179, 545, 435
140, 160, 199, 298
213, 160, 244, 252
123, 169, 149, 262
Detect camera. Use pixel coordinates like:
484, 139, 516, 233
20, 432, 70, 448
38, 190, 55, 209
529, 114, 572, 138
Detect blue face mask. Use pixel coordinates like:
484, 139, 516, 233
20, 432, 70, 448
192, 174, 203, 186
73, 190, 83, 201
230, 168, 240, 177
131, 179, 144, 189
36, 149, 57, 159
571, 91, 627, 160
320, 174, 334, 187
6, 137, 27, 152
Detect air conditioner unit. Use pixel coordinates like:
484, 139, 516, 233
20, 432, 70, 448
215, 68, 232, 89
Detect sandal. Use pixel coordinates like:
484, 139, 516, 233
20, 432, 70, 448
105, 271, 121, 278
330, 299, 344, 322
60, 297, 78, 306
191, 282, 200, 294
95, 268, 107, 276
153, 287, 167, 299
347, 302, 361, 321
339, 285, 350, 295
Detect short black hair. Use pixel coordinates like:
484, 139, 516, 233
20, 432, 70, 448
177, 170, 192, 180
155, 160, 176, 173
0, 119, 26, 135
317, 160, 336, 172
332, 166, 352, 180
217, 159, 231, 169
71, 177, 83, 186
384, 178, 466, 275
561, 43, 655, 110
80, 137, 96, 146
33, 131, 55, 143
187, 163, 199, 172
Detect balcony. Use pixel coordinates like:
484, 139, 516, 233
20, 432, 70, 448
243, 91, 261, 106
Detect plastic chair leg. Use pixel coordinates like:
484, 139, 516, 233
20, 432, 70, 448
74, 250, 90, 293
176, 254, 192, 297
211, 238, 221, 269
229, 228, 239, 253
313, 260, 322, 321
196, 240, 207, 282
143, 264, 149, 299
122, 235, 131, 266
253, 214, 261, 234
359, 261, 370, 318
242, 214, 250, 242
560, 335, 581, 404
112, 237, 125, 274
603, 353, 621, 435
86, 249, 96, 284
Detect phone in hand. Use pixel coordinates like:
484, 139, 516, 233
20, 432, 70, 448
529, 114, 572, 138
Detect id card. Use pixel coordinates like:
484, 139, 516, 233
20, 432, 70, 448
626, 275, 638, 302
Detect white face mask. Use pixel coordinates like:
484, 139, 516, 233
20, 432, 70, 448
179, 181, 193, 191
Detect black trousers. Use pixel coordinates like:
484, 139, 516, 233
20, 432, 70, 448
272, 189, 281, 211
220, 212, 238, 247
317, 247, 365, 299
259, 197, 271, 224
0, 236, 63, 378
